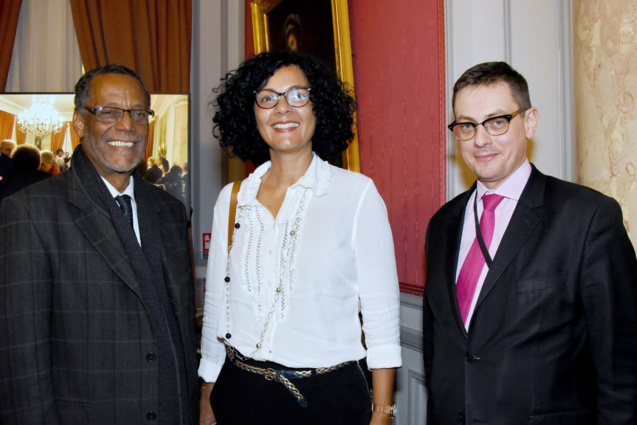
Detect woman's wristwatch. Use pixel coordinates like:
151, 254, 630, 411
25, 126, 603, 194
372, 402, 397, 417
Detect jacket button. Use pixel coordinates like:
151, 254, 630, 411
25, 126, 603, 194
146, 352, 157, 362
146, 411, 157, 421
458, 410, 465, 422
465, 353, 477, 363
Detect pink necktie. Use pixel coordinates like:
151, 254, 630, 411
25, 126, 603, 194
456, 194, 504, 325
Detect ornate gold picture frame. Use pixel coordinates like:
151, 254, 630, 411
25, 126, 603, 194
250, 0, 360, 172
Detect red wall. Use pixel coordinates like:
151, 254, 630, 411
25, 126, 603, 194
348, 0, 446, 294
245, 0, 446, 294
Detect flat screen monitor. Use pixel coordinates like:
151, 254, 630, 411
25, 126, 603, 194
0, 93, 190, 211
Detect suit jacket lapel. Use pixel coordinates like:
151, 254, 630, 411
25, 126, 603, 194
67, 172, 143, 299
448, 185, 475, 336
134, 176, 162, 251
134, 178, 185, 316
475, 165, 545, 309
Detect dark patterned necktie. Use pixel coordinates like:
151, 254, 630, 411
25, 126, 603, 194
115, 194, 134, 230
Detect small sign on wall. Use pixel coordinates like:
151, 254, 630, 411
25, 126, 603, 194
202, 233, 211, 259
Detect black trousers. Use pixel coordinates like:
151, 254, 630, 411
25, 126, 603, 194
210, 354, 372, 425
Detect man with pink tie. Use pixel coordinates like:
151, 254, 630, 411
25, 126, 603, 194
423, 61, 637, 425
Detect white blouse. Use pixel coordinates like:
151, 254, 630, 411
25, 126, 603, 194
198, 154, 402, 382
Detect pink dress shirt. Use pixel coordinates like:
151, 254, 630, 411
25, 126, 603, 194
456, 160, 532, 329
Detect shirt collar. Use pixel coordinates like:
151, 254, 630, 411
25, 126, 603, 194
101, 175, 136, 201
476, 159, 532, 202
238, 152, 332, 205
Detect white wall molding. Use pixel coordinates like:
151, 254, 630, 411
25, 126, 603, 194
407, 369, 427, 425
191, 0, 245, 279
395, 293, 426, 424
503, 0, 512, 63
559, 0, 575, 182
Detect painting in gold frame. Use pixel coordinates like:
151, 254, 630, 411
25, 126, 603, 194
250, 0, 360, 172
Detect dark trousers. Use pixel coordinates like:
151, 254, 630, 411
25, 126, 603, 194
210, 354, 372, 425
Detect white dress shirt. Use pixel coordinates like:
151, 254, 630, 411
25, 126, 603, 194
456, 160, 532, 328
199, 154, 402, 382
102, 175, 141, 246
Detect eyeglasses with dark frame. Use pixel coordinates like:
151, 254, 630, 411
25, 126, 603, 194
83, 105, 155, 125
447, 108, 528, 141
254, 87, 311, 109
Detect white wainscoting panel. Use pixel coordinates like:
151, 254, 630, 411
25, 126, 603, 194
395, 293, 426, 424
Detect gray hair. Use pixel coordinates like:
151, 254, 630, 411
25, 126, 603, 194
74, 64, 150, 111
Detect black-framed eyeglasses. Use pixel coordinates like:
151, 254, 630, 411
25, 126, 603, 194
447, 108, 528, 141
84, 105, 155, 125
254, 87, 311, 109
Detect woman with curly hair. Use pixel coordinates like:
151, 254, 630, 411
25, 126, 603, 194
199, 51, 401, 425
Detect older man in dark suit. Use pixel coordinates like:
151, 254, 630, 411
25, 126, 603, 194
423, 62, 637, 424
0, 65, 198, 425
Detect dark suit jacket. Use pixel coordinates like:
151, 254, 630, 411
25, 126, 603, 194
0, 170, 198, 425
423, 165, 637, 425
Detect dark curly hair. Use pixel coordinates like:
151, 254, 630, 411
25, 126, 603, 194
212, 51, 357, 165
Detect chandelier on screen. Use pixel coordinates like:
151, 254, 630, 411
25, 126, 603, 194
18, 96, 64, 138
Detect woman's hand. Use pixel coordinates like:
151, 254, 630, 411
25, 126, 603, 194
199, 382, 216, 425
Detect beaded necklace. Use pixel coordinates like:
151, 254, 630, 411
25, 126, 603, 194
223, 189, 308, 360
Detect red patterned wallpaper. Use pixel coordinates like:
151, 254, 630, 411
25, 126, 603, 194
348, 0, 446, 295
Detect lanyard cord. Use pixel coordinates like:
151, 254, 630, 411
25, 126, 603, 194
473, 193, 494, 267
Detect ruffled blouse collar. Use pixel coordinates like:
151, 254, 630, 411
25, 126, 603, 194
237, 152, 332, 206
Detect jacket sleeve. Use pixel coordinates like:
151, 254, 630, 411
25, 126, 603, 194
580, 195, 637, 424
422, 220, 435, 423
0, 196, 60, 425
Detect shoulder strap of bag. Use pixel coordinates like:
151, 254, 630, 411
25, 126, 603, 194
228, 180, 241, 249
